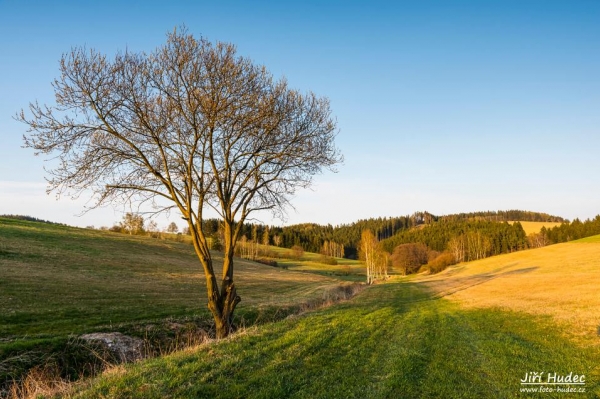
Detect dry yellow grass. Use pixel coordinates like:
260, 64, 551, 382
509, 221, 562, 235
413, 238, 600, 346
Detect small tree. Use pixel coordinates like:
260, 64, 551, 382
262, 226, 270, 246
360, 230, 376, 284
359, 230, 388, 284
19, 28, 341, 338
147, 220, 160, 238
390, 243, 429, 275
291, 244, 305, 259
119, 213, 144, 235
166, 222, 179, 234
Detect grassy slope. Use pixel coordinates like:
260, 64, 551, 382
266, 246, 365, 282
415, 237, 600, 345
70, 239, 600, 398
0, 218, 343, 348
508, 221, 562, 235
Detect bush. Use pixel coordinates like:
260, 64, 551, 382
318, 255, 338, 265
426, 252, 456, 274
257, 248, 278, 259
291, 245, 304, 259
390, 243, 429, 275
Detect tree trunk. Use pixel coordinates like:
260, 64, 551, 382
202, 272, 241, 339
208, 278, 241, 339
207, 222, 241, 339
189, 223, 241, 339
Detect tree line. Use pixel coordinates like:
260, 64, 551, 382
538, 216, 600, 244
0, 214, 67, 226
438, 210, 565, 223
234, 210, 562, 259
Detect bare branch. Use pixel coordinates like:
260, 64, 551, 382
18, 27, 341, 339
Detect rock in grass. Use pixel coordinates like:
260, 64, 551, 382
80, 332, 144, 363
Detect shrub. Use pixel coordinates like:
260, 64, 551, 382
257, 248, 278, 259
318, 255, 338, 265
426, 252, 456, 274
390, 243, 429, 275
291, 245, 304, 259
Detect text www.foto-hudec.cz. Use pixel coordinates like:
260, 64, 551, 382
519, 372, 586, 394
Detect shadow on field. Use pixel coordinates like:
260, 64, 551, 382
406, 266, 539, 303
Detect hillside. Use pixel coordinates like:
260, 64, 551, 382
66, 236, 600, 398
0, 218, 344, 337
508, 221, 562, 235
0, 217, 350, 394
412, 237, 600, 345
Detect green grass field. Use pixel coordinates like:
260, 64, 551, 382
266, 246, 365, 281
66, 236, 600, 399
69, 280, 600, 398
0, 218, 346, 340
0, 217, 353, 394
3, 218, 600, 398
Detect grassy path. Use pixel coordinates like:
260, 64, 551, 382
71, 282, 600, 398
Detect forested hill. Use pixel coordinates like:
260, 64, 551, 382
438, 210, 566, 223
235, 210, 566, 258
0, 214, 67, 226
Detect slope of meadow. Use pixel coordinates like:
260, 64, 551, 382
0, 217, 350, 395
0, 218, 344, 341
414, 236, 600, 345
509, 221, 563, 235
67, 237, 600, 398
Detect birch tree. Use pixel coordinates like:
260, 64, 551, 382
360, 230, 388, 284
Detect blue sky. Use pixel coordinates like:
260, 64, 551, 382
1, 1, 599, 229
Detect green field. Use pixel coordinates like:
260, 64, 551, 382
265, 246, 365, 281
68, 237, 600, 398
0, 217, 352, 395
0, 218, 346, 339
69, 280, 599, 399
2, 218, 600, 398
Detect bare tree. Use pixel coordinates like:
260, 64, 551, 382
166, 222, 179, 234
360, 230, 376, 284
119, 212, 144, 235
147, 220, 160, 238
19, 28, 341, 338
390, 243, 428, 275
447, 235, 466, 263
262, 226, 270, 246
360, 229, 389, 283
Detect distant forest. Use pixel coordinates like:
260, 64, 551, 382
0, 214, 67, 226
206, 210, 570, 259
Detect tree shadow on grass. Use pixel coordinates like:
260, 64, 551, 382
399, 266, 539, 303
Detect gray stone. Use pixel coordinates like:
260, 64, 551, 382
80, 332, 145, 363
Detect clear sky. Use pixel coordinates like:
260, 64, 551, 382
1, 0, 599, 230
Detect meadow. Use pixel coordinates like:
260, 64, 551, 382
0, 217, 350, 394
2, 217, 599, 398
413, 237, 600, 346
509, 221, 563, 235
264, 246, 365, 281
69, 249, 600, 398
